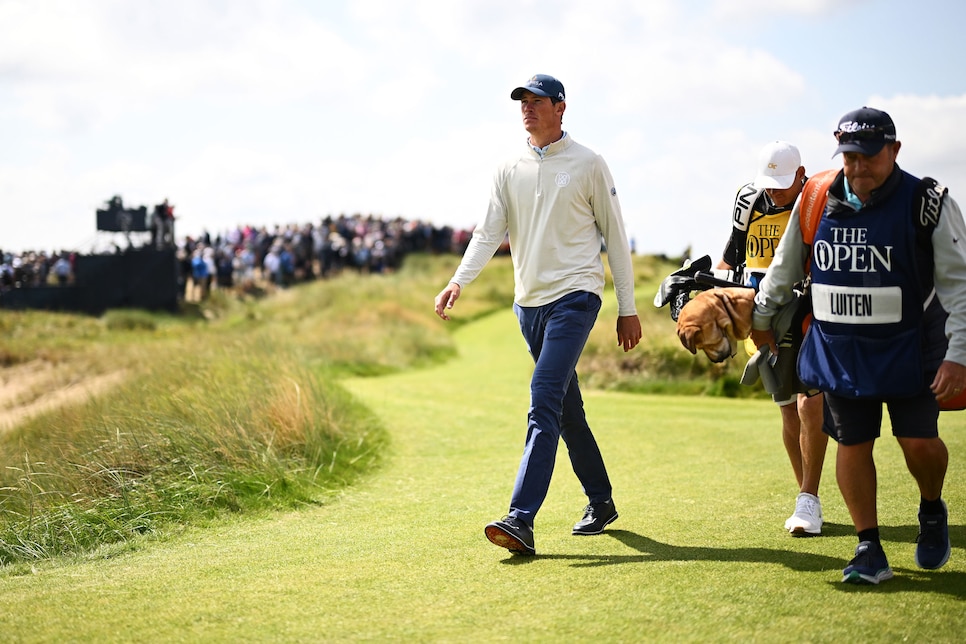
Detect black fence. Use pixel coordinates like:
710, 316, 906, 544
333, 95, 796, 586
0, 248, 178, 315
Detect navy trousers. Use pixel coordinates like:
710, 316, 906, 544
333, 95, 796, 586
508, 291, 613, 526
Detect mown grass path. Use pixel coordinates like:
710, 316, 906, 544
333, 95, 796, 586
1, 309, 965, 642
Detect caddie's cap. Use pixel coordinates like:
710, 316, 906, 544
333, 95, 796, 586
510, 74, 566, 102
833, 107, 897, 157
753, 141, 802, 190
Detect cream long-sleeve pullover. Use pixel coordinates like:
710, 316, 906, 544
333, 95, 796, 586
451, 135, 637, 316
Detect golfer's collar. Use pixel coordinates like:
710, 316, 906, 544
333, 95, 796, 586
530, 131, 568, 158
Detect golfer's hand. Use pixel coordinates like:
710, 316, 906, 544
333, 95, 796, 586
434, 282, 461, 321
616, 315, 642, 352
749, 328, 778, 357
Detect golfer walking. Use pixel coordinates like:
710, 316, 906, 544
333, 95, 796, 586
434, 74, 642, 556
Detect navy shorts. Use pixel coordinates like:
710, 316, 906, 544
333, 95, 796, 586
823, 389, 940, 446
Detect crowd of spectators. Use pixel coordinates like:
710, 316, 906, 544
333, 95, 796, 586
1, 213, 481, 302
1, 249, 77, 291
177, 213, 477, 301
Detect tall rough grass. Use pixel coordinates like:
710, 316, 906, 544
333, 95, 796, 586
0, 338, 385, 565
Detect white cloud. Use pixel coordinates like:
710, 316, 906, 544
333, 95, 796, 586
875, 94, 966, 179
3, 0, 966, 262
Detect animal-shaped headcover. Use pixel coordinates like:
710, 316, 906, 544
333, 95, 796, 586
676, 288, 755, 363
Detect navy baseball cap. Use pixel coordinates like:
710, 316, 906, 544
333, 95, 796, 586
833, 107, 897, 157
510, 74, 566, 102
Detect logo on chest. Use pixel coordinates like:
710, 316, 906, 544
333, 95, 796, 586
813, 226, 893, 273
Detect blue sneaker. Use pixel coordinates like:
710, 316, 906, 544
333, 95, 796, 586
915, 499, 950, 570
842, 541, 893, 585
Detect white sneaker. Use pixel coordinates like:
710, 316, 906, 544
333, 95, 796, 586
784, 492, 822, 536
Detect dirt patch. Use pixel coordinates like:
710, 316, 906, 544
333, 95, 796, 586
0, 361, 126, 432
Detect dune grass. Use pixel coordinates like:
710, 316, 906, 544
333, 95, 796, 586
0, 336, 385, 564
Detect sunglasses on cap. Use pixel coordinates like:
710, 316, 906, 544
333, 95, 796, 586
833, 127, 895, 144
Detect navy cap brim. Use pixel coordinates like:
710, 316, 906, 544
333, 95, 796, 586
833, 140, 886, 158
511, 87, 551, 100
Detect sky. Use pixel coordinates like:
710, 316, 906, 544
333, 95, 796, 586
3, 0, 966, 260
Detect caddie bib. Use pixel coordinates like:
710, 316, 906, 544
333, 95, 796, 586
744, 208, 792, 273
798, 173, 925, 398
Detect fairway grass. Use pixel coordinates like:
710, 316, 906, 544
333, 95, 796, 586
1, 308, 965, 642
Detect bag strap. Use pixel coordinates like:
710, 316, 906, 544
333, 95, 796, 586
799, 169, 838, 247
731, 182, 763, 233
914, 177, 945, 253
914, 177, 946, 310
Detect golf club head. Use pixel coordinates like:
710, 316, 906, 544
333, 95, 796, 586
653, 254, 713, 308
653, 275, 694, 308
669, 290, 690, 321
